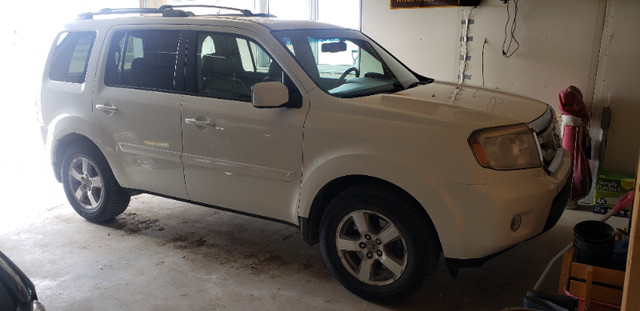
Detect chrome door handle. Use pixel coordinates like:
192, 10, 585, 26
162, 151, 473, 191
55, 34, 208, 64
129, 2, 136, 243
185, 118, 215, 128
95, 104, 119, 113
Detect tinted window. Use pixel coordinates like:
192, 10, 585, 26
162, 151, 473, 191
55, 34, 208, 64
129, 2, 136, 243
49, 31, 96, 83
105, 30, 181, 91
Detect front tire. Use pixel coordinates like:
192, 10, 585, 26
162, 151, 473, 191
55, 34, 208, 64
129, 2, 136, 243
61, 144, 130, 222
319, 184, 440, 302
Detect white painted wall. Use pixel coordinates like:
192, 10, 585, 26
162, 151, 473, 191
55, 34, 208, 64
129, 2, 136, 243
363, 0, 604, 111
362, 4, 460, 81
362, 0, 640, 174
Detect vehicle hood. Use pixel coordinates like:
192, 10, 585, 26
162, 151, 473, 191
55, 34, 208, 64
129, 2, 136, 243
360, 81, 549, 129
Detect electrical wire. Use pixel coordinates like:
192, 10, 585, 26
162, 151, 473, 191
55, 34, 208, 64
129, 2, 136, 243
502, 0, 520, 58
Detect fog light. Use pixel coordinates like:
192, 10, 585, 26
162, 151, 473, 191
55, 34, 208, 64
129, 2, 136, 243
511, 215, 522, 232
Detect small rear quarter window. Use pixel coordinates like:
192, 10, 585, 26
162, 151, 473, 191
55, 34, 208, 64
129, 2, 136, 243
49, 31, 96, 83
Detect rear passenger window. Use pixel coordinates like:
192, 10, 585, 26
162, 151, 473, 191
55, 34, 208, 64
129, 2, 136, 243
49, 31, 96, 83
104, 30, 181, 91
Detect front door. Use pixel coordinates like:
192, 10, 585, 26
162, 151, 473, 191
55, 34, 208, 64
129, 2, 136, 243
181, 29, 307, 223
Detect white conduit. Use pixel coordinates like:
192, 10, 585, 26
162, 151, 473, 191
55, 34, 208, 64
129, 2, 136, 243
458, 8, 473, 84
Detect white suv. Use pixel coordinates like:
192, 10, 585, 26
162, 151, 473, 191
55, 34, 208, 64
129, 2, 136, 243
38, 5, 571, 302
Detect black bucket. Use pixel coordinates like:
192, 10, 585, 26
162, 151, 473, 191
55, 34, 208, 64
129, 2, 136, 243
573, 220, 615, 267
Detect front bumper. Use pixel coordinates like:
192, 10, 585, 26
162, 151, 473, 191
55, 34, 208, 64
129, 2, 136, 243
542, 173, 571, 232
432, 150, 572, 260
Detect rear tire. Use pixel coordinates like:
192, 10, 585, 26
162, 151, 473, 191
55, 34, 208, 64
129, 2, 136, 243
61, 144, 130, 222
319, 184, 440, 302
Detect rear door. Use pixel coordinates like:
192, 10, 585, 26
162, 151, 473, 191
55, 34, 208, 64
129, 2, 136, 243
181, 28, 307, 223
92, 26, 188, 198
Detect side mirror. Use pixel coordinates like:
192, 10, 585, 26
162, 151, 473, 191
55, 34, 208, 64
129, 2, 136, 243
252, 81, 289, 109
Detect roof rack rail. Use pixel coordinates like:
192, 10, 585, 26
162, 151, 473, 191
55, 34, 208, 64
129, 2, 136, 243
78, 8, 161, 20
158, 4, 254, 16
77, 5, 275, 20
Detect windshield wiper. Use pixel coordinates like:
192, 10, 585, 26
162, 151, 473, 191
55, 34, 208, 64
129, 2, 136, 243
390, 82, 406, 92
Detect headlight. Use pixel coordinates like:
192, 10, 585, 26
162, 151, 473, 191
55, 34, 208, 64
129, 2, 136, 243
468, 124, 542, 170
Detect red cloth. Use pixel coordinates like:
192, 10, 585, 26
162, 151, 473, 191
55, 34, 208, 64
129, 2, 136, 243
559, 86, 591, 201
559, 86, 589, 125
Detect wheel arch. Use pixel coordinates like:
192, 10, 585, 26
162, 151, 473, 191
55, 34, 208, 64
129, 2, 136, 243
300, 175, 441, 251
52, 133, 100, 182
58, 134, 131, 222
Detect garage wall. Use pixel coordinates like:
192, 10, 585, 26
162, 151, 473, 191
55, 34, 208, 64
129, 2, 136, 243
362, 0, 640, 174
593, 0, 640, 173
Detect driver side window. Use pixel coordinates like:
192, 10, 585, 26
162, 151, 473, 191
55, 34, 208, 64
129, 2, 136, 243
195, 32, 280, 102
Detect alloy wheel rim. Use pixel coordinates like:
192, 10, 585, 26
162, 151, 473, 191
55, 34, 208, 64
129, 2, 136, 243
335, 209, 408, 286
67, 156, 104, 210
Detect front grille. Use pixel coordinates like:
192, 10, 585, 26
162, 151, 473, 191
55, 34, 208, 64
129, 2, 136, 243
529, 106, 563, 175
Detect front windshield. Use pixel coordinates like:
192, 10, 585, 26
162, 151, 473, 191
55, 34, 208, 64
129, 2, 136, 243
272, 29, 421, 98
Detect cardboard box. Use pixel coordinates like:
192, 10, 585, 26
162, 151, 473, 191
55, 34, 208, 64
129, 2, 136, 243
593, 171, 635, 218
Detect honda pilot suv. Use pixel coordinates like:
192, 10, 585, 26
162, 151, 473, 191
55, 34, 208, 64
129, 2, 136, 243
37, 5, 571, 302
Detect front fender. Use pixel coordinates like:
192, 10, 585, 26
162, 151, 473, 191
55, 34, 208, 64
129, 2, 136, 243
299, 152, 442, 219
298, 150, 482, 257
